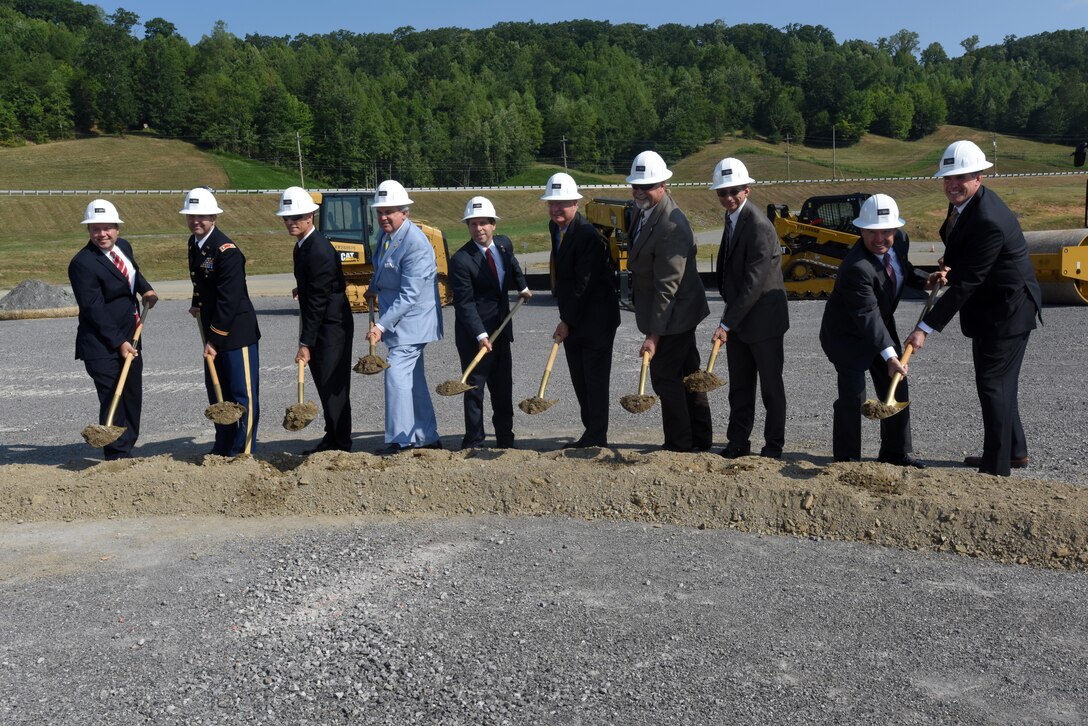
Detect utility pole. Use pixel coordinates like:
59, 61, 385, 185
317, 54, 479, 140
832, 124, 837, 181
785, 134, 792, 181
992, 133, 998, 175
296, 131, 305, 186
561, 136, 568, 170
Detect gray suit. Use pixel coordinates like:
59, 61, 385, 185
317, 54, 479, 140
628, 193, 712, 451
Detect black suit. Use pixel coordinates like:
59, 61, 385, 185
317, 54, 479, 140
550, 213, 620, 446
921, 186, 1042, 475
820, 234, 926, 461
716, 201, 790, 455
294, 229, 354, 451
189, 225, 261, 455
68, 238, 153, 459
449, 234, 528, 448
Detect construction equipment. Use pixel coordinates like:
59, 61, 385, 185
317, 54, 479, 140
768, 193, 869, 299
584, 197, 636, 307
312, 191, 453, 313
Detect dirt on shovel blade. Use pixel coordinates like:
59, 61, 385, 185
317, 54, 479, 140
205, 401, 245, 425
518, 397, 557, 415
683, 370, 725, 393
353, 355, 389, 375
436, 380, 474, 396
620, 394, 658, 414
282, 401, 319, 431
862, 399, 908, 420
81, 424, 124, 447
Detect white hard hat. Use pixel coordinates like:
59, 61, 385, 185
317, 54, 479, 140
462, 196, 500, 221
180, 187, 223, 215
371, 180, 413, 208
81, 199, 123, 225
934, 140, 993, 177
540, 172, 582, 201
626, 150, 673, 185
709, 157, 756, 189
853, 193, 905, 230
276, 186, 320, 216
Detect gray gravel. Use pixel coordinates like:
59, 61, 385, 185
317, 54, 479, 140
0, 279, 74, 310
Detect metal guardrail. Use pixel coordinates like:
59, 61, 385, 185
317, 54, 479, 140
1, 171, 1086, 196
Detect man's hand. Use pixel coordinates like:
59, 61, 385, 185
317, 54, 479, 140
926, 269, 948, 290
142, 291, 159, 309
366, 326, 382, 345
519, 290, 533, 301
905, 328, 927, 352
203, 342, 218, 359
295, 345, 310, 364
887, 356, 908, 379
119, 341, 138, 358
553, 321, 569, 342
479, 337, 493, 353
188, 306, 200, 318
712, 326, 728, 345
639, 334, 660, 359
291, 287, 299, 300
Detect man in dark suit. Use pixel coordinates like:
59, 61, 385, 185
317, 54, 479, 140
543, 172, 620, 448
821, 194, 927, 467
626, 150, 713, 452
709, 158, 790, 459
68, 199, 157, 460
906, 140, 1043, 476
449, 196, 531, 450
182, 187, 261, 457
279, 186, 354, 453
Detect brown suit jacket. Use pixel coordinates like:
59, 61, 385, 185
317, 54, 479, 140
628, 193, 709, 336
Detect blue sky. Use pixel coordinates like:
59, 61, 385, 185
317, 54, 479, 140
99, 0, 1086, 55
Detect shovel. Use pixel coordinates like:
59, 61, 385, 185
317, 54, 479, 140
354, 306, 389, 375
437, 298, 525, 396
81, 303, 149, 448
518, 338, 561, 414
283, 359, 318, 431
620, 351, 658, 413
195, 312, 245, 425
862, 282, 943, 420
683, 338, 725, 393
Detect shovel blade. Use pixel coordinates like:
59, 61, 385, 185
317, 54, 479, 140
862, 399, 910, 420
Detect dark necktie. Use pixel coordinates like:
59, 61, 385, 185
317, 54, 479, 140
945, 207, 959, 239
486, 247, 499, 284
110, 250, 140, 324
884, 253, 897, 299
724, 216, 734, 256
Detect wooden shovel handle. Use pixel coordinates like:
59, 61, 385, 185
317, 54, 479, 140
638, 351, 651, 396
105, 305, 147, 426
460, 299, 527, 384
537, 339, 561, 398
883, 343, 914, 405
460, 346, 490, 383
706, 338, 722, 374
205, 354, 225, 404
368, 308, 378, 356
297, 360, 306, 404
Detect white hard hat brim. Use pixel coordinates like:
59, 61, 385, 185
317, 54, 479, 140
853, 217, 906, 230
933, 160, 993, 178
626, 168, 673, 185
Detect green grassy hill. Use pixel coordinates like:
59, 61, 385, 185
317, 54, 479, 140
1, 130, 1085, 286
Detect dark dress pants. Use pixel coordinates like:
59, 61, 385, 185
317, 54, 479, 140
832, 356, 911, 461
85, 353, 142, 460
564, 328, 616, 446
973, 332, 1030, 476
648, 328, 713, 451
725, 334, 786, 454
310, 321, 354, 451
456, 336, 514, 448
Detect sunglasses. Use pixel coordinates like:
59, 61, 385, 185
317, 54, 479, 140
715, 188, 746, 198
632, 183, 661, 192
283, 214, 308, 222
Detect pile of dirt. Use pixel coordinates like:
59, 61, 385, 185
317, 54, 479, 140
0, 279, 77, 319
1, 450, 1085, 571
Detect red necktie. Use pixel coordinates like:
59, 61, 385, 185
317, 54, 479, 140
486, 247, 499, 283
110, 250, 141, 325
884, 254, 897, 299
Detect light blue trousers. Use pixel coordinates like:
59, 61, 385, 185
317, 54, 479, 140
384, 343, 439, 446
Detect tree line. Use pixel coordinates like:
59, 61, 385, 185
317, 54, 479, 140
2, 0, 1086, 186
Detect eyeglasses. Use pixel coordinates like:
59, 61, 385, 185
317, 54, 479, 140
283, 214, 307, 222
632, 183, 661, 192
716, 187, 747, 198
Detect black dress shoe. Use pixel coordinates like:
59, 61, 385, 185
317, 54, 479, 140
417, 439, 443, 450
495, 440, 516, 450
878, 453, 926, 469
719, 445, 751, 459
963, 455, 1029, 469
759, 447, 782, 459
460, 439, 485, 451
562, 438, 590, 450
375, 443, 408, 456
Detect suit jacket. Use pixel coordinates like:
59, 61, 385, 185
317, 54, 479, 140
69, 238, 152, 361
922, 185, 1042, 338
716, 200, 789, 342
820, 233, 926, 370
369, 219, 443, 346
628, 194, 709, 336
294, 229, 352, 347
188, 226, 260, 350
449, 234, 527, 348
550, 212, 620, 343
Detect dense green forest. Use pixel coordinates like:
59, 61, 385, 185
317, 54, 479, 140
1, 0, 1086, 186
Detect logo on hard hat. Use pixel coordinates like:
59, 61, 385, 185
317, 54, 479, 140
188, 198, 199, 205
635, 165, 646, 172
284, 199, 293, 207
551, 183, 561, 190
943, 157, 955, 166
378, 191, 388, 198
472, 203, 482, 209
722, 167, 732, 175
877, 208, 889, 216
94, 207, 105, 214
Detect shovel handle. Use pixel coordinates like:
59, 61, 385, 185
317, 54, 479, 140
105, 304, 148, 426
637, 351, 651, 396
883, 343, 914, 405
537, 339, 561, 398
205, 354, 225, 404
368, 307, 378, 356
297, 360, 306, 404
461, 346, 490, 383
706, 338, 722, 375
489, 297, 525, 342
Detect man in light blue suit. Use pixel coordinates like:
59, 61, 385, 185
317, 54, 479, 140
365, 180, 444, 455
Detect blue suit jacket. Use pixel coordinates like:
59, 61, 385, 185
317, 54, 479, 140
369, 219, 443, 346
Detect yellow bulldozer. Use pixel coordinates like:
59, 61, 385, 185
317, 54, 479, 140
312, 191, 453, 313
585, 193, 1088, 305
